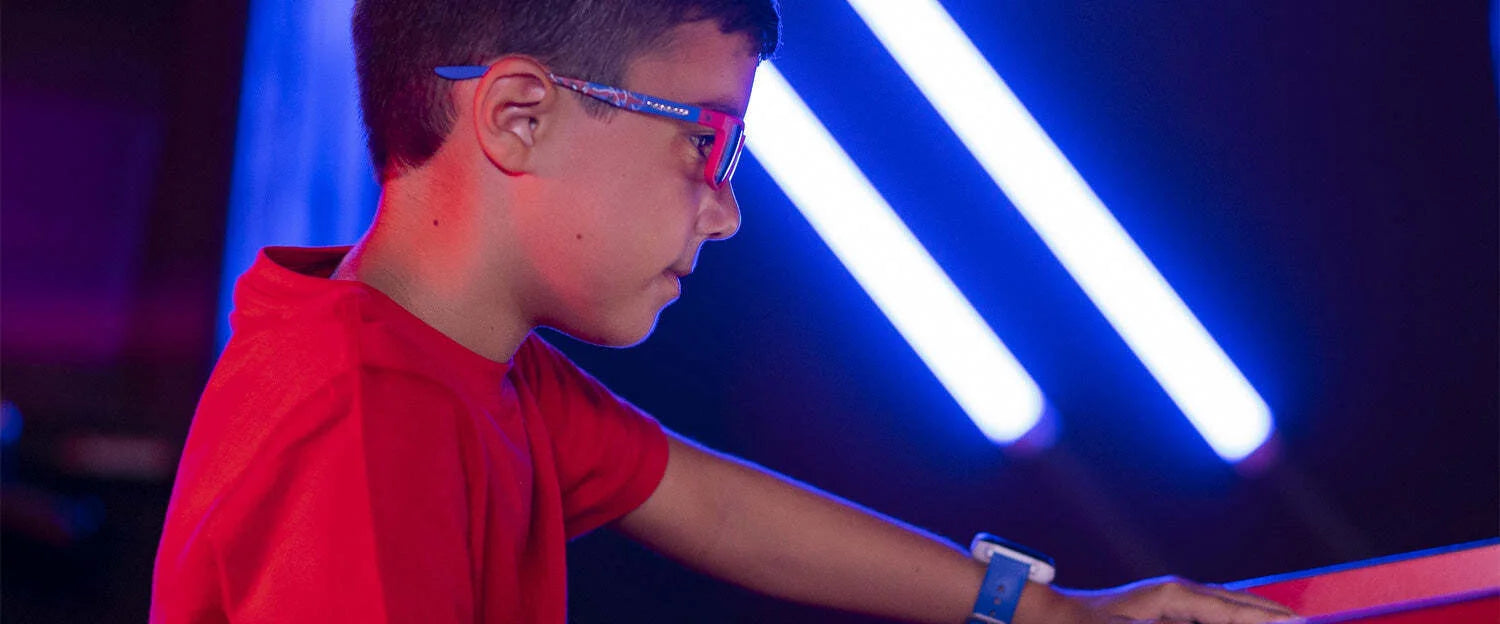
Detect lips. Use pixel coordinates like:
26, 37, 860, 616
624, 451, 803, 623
661, 270, 683, 298
664, 263, 692, 297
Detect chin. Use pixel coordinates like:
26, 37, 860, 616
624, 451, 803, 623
553, 311, 663, 349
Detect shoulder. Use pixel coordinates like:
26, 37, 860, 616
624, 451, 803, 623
510, 332, 596, 390
508, 333, 629, 412
209, 286, 474, 412
513, 331, 567, 368
186, 315, 475, 515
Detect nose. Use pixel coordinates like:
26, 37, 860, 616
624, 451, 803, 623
699, 182, 741, 241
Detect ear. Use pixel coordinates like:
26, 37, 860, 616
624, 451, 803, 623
469, 57, 556, 175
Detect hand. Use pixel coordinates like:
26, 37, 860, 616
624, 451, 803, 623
1017, 577, 1301, 624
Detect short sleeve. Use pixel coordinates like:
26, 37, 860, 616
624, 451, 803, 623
515, 336, 670, 540
202, 370, 478, 623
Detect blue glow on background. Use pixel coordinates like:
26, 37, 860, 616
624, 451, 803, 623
0, 400, 22, 446
220, 0, 1047, 444
218, 0, 376, 349
746, 65, 1045, 443
1492, 0, 1499, 98
844, 0, 1273, 461
220, 0, 1275, 459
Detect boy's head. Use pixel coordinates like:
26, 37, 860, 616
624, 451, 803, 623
352, 0, 780, 180
350, 1, 780, 349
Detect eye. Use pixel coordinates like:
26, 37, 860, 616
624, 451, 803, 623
692, 133, 716, 157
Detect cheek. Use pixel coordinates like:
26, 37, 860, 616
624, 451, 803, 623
530, 122, 703, 282
567, 136, 697, 239
572, 120, 700, 193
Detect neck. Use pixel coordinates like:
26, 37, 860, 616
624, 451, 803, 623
332, 168, 532, 363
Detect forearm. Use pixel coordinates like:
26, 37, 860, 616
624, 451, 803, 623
693, 452, 980, 622
619, 434, 1289, 624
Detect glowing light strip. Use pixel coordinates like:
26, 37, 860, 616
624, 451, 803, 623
746, 64, 1044, 443
845, 0, 1271, 461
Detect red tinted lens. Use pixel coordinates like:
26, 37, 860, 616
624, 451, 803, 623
712, 123, 745, 187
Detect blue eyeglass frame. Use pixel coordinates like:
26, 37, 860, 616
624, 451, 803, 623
434, 65, 746, 190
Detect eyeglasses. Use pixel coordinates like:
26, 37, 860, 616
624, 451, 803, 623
435, 65, 746, 191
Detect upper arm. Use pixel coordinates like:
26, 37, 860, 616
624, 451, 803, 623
514, 336, 671, 538
611, 429, 733, 566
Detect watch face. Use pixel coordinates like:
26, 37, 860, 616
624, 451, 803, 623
972, 532, 1056, 566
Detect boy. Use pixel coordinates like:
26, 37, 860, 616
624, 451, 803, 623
151, 1, 1299, 622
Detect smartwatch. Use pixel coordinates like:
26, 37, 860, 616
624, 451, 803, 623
966, 533, 1056, 624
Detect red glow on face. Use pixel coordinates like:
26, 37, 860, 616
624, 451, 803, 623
513, 22, 757, 347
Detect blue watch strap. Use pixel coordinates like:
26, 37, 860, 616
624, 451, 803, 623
967, 553, 1031, 624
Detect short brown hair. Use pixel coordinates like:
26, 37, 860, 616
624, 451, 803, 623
352, 0, 781, 180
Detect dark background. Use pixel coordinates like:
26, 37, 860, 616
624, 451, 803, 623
3, 1, 1496, 622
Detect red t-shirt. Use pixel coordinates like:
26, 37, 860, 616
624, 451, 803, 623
151, 246, 670, 623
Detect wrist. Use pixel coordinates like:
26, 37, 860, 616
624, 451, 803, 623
1010, 583, 1085, 624
965, 533, 1057, 623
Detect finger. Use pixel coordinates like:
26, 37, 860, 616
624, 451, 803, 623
1158, 577, 1297, 618
1160, 588, 1303, 624
1191, 583, 1297, 616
